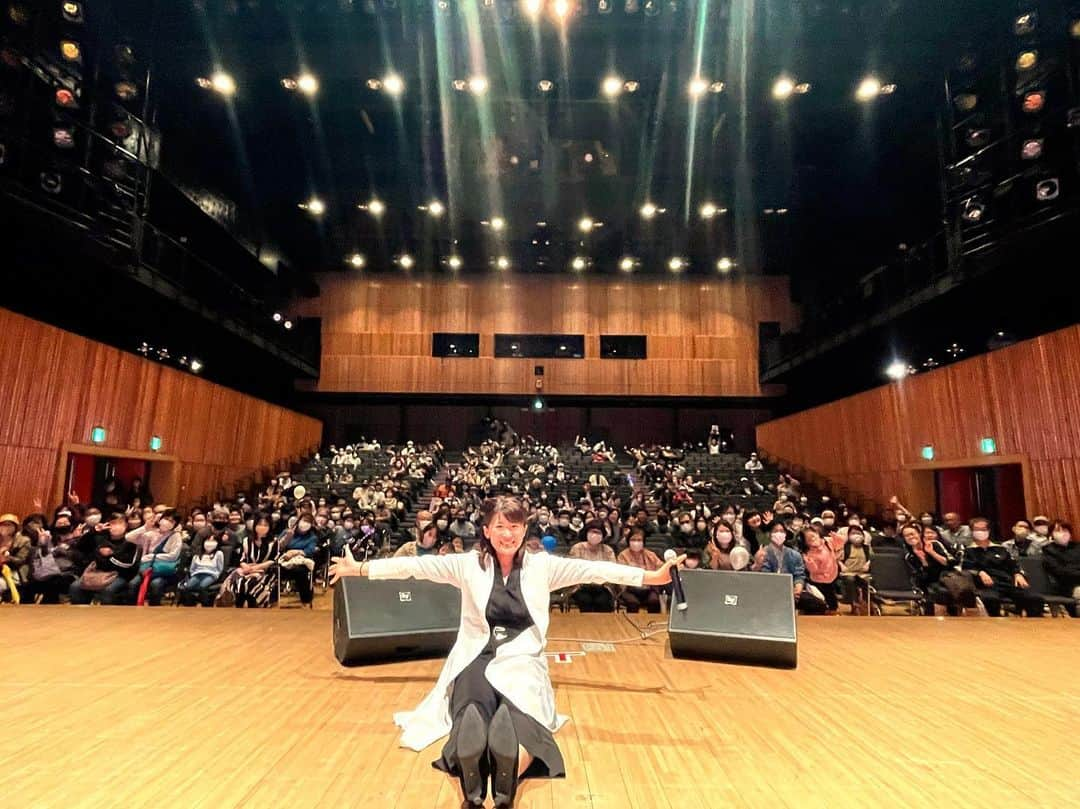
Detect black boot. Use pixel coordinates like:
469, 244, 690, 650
456, 704, 488, 807
488, 703, 519, 808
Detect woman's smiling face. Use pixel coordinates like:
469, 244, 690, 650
485, 512, 526, 555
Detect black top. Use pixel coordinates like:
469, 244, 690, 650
484, 567, 535, 652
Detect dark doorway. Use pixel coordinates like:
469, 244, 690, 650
65, 453, 152, 508
935, 464, 1025, 538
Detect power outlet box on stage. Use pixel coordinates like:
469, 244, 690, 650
667, 570, 798, 668
333, 576, 461, 665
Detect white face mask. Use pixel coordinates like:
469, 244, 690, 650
85, 514, 102, 526
715, 532, 733, 546
770, 532, 786, 546
436, 519, 448, 530
972, 530, 990, 542
587, 532, 602, 545
680, 523, 693, 534
629, 540, 644, 552
204, 541, 218, 553
1034, 525, 1049, 536
1053, 532, 1070, 545
850, 533, 865, 545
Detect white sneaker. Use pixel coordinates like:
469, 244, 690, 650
975, 596, 989, 617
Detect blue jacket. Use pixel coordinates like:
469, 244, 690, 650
760, 544, 807, 586
285, 532, 318, 559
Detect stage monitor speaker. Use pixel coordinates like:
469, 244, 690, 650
668, 570, 797, 669
333, 576, 461, 666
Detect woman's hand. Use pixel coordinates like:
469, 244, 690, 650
642, 553, 686, 586
329, 545, 367, 585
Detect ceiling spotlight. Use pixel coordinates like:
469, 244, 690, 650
1071, 19, 1080, 39
688, 77, 709, 97
553, 0, 570, 18
885, 360, 910, 381
668, 256, 686, 271
961, 197, 986, 223
623, 80, 639, 93
602, 75, 624, 97
347, 252, 366, 268
297, 72, 319, 96
283, 320, 293, 330
366, 78, 382, 90
717, 257, 734, 272
1014, 12, 1037, 36
855, 76, 882, 101
447, 255, 463, 269
537, 79, 554, 93
523, 0, 543, 18
794, 82, 811, 94
1021, 138, 1044, 160
190, 359, 204, 373
60, 40, 82, 63
488, 216, 506, 231
495, 256, 511, 269
55, 88, 78, 108
398, 254, 415, 269
700, 201, 718, 219
468, 75, 489, 95
1016, 51, 1038, 72
583, 152, 594, 163
954, 93, 978, 113
571, 255, 587, 270
1022, 90, 1045, 113
709, 81, 725, 93
361, 198, 385, 216
619, 256, 635, 271
640, 202, 658, 218
426, 200, 445, 217
272, 312, 283, 322
301, 196, 326, 216
382, 72, 404, 96
209, 71, 236, 96
578, 216, 594, 232
1035, 178, 1060, 201
772, 76, 795, 100
62, 2, 83, 23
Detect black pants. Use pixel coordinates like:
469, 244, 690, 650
281, 566, 313, 604
571, 584, 613, 613
619, 586, 661, 613
808, 578, 839, 611
21, 575, 71, 604
977, 586, 1044, 617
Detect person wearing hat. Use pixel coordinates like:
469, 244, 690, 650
567, 520, 616, 612
0, 513, 31, 603
68, 512, 141, 605
1031, 515, 1052, 541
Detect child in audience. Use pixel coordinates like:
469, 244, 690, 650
180, 536, 224, 604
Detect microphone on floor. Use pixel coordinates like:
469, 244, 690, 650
663, 549, 688, 612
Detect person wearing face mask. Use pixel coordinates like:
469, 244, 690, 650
126, 509, 184, 606
568, 521, 617, 612
647, 510, 672, 538
68, 512, 140, 605
1041, 520, 1080, 615
1002, 519, 1044, 560
180, 534, 225, 604
219, 513, 280, 608
1031, 515, 1052, 541
801, 527, 840, 614
616, 528, 663, 612
704, 522, 741, 570
754, 521, 810, 607
451, 510, 477, 543
961, 517, 1044, 617
672, 512, 702, 550
838, 526, 872, 614
278, 515, 318, 606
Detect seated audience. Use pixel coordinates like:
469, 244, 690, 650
962, 518, 1044, 618
801, 527, 840, 614
1041, 521, 1079, 616
180, 537, 225, 605
615, 528, 663, 613
68, 512, 141, 605
568, 521, 616, 612
219, 513, 278, 608
838, 525, 872, 614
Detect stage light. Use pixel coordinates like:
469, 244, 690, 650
273, 312, 283, 322
488, 216, 506, 231
640, 202, 658, 219
885, 360, 910, 381
668, 256, 685, 271
283, 320, 293, 330
452, 79, 468, 91
425, 199, 444, 217
60, 40, 81, 63
366, 78, 382, 90
643, 0, 658, 15
189, 359, 203, 373
700, 201, 718, 219
954, 93, 977, 112
61, 2, 83, 23
301, 196, 326, 216
794, 83, 811, 94
1021, 138, 1043, 160
583, 152, 594, 163
598, 0, 612, 12
468, 75, 489, 95
602, 75, 623, 97
623, 80, 639, 93
437, 0, 450, 11
360, 197, 385, 216
198, 71, 236, 96
115, 81, 138, 101
532, 396, 545, 412
55, 88, 77, 108
1014, 11, 1037, 35
537, 79, 554, 93
52, 127, 75, 148
571, 256, 587, 270
578, 216, 594, 232
382, 72, 404, 96
495, 256, 511, 269
772, 76, 795, 99
553, 0, 570, 18
961, 197, 986, 222
40, 172, 62, 194
523, 0, 542, 18
398, 254, 415, 268
1035, 178, 1059, 201
447, 255, 463, 269
856, 76, 881, 101
717, 257, 734, 272
688, 77, 708, 97
1016, 50, 1038, 71
619, 256, 635, 271
347, 252, 366, 268
1071, 19, 1080, 39
1022, 90, 1045, 113
709, 81, 725, 93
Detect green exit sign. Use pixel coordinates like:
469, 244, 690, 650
980, 437, 997, 455
150, 435, 163, 452
921, 446, 935, 461
90, 426, 106, 444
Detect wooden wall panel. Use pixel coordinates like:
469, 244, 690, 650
0, 307, 322, 518
295, 275, 798, 397
756, 325, 1080, 522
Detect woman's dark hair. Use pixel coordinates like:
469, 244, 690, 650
476, 495, 528, 570
252, 512, 273, 535
1052, 520, 1072, 536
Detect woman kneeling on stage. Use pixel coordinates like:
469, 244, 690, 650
330, 494, 683, 808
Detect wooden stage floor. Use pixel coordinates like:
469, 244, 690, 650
2, 607, 1077, 808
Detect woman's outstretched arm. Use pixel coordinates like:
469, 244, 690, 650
330, 546, 465, 587
546, 553, 685, 591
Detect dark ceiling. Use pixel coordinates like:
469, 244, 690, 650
101, 0, 1012, 289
